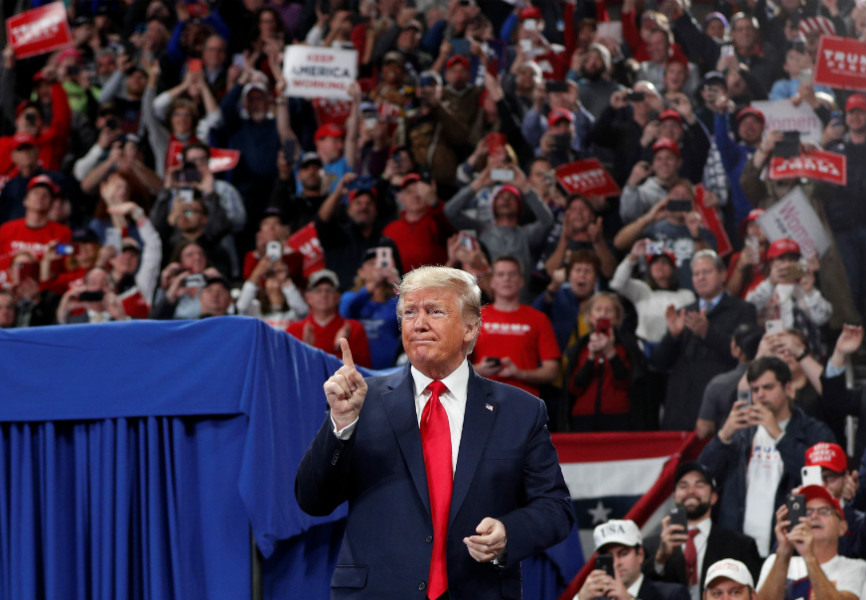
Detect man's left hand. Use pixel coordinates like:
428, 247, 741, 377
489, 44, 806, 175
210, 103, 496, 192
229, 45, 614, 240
683, 308, 709, 338
464, 517, 507, 563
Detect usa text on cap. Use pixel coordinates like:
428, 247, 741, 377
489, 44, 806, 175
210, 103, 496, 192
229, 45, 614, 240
593, 519, 642, 551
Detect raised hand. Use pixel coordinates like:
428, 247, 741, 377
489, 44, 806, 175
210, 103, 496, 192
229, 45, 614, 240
323, 338, 368, 430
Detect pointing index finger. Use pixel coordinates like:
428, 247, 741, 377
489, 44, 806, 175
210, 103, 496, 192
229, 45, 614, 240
339, 338, 355, 369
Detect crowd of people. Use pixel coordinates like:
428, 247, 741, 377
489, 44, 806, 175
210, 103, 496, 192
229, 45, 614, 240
2, 0, 866, 590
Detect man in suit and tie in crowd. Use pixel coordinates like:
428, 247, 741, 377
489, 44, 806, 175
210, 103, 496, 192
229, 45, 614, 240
576, 519, 690, 600
641, 462, 762, 599
295, 265, 575, 599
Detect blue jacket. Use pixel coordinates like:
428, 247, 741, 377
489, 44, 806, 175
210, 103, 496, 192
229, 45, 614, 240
699, 405, 834, 533
714, 112, 756, 225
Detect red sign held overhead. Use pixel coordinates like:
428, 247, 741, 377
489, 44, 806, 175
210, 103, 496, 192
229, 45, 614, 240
555, 159, 620, 198
814, 35, 866, 91
769, 149, 847, 186
694, 185, 732, 257
287, 223, 325, 278
6, 3, 72, 59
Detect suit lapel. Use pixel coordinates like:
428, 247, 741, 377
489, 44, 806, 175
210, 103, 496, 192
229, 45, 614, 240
449, 370, 496, 524
381, 366, 431, 515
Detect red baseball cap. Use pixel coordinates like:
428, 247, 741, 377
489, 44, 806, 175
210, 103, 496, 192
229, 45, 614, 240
27, 174, 60, 196
652, 137, 681, 157
314, 123, 345, 141
800, 484, 844, 519
519, 5, 542, 19
494, 184, 523, 210
349, 187, 376, 202
767, 238, 801, 260
399, 173, 422, 190
738, 208, 765, 237
659, 109, 683, 124
806, 442, 847, 473
445, 55, 470, 70
647, 249, 677, 266
736, 106, 765, 125
548, 108, 574, 128
846, 94, 866, 112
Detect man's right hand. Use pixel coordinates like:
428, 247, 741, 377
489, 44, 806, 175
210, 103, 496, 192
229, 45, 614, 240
656, 515, 688, 564
577, 570, 616, 600
324, 338, 368, 430
719, 399, 750, 443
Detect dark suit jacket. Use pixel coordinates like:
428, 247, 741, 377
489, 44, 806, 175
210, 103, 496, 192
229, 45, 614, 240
654, 293, 757, 430
642, 523, 762, 590
295, 364, 575, 600
637, 576, 691, 600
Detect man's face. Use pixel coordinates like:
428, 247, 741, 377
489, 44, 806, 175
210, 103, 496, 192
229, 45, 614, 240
381, 60, 405, 84
347, 193, 377, 226
822, 468, 846, 499
180, 244, 207, 273
298, 163, 323, 192
705, 579, 754, 600
177, 201, 207, 232
674, 471, 716, 520
607, 545, 644, 588
568, 262, 597, 299
705, 19, 726, 40
701, 83, 725, 107
493, 191, 520, 220
691, 256, 725, 300
0, 294, 15, 328
565, 199, 593, 233
96, 53, 116, 77
259, 216, 286, 241
846, 108, 866, 134
647, 31, 669, 64
127, 70, 148, 96
23, 186, 54, 214
200, 283, 232, 315
397, 27, 421, 51
445, 64, 470, 90
111, 249, 140, 275
315, 136, 345, 163
400, 287, 479, 379
170, 107, 194, 136
652, 149, 681, 182
516, 65, 538, 91
84, 269, 111, 292
805, 498, 846, 545
659, 119, 683, 144
749, 370, 792, 416
245, 89, 268, 121
12, 147, 39, 172
202, 36, 227, 70
548, 119, 573, 138
664, 61, 688, 92
490, 260, 523, 301
529, 160, 553, 192
305, 282, 340, 315
583, 50, 606, 78
731, 18, 756, 52
399, 182, 426, 213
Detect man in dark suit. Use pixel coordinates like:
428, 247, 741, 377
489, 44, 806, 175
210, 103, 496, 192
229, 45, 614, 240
641, 462, 762, 599
654, 249, 757, 430
295, 266, 575, 599
577, 519, 690, 600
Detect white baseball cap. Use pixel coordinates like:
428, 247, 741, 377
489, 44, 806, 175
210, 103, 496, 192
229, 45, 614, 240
705, 559, 754, 588
593, 519, 642, 552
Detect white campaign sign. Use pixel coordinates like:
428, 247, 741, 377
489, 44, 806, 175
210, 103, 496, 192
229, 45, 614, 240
751, 99, 823, 145
283, 45, 358, 100
756, 187, 831, 258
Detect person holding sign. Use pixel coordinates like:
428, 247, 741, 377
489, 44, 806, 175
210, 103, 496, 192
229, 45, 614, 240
295, 265, 574, 599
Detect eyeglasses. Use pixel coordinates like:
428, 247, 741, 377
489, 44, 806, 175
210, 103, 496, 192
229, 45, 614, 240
805, 506, 838, 517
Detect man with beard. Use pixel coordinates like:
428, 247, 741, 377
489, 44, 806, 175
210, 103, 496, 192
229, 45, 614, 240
575, 44, 623, 121
642, 462, 762, 600
270, 152, 327, 233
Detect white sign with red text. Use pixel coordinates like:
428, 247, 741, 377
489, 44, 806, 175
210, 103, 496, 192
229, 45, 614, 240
814, 35, 866, 91
283, 45, 358, 100
751, 99, 823, 145
6, 3, 72, 59
756, 187, 831, 258
769, 149, 847, 185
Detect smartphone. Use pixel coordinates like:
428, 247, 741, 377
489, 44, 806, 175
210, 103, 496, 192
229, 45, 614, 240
596, 317, 611, 337
491, 168, 514, 182
799, 68, 813, 87
786, 493, 806, 531
105, 227, 122, 252
523, 18, 539, 32
801, 465, 823, 487
184, 273, 207, 288
486, 357, 502, 368
449, 38, 471, 55
66, 65, 81, 77
645, 241, 661, 255
595, 554, 615, 577
626, 91, 645, 102
282, 138, 297, 163
737, 388, 752, 406
745, 235, 760, 252
667, 199, 692, 212
79, 290, 105, 302
520, 39, 533, 53
545, 81, 568, 94
56, 244, 75, 256
487, 132, 506, 157
186, 1, 210, 17
774, 131, 801, 159
765, 319, 784, 334
720, 44, 735, 59
178, 189, 195, 204
669, 506, 688, 531
459, 231, 476, 251
553, 134, 571, 153
232, 53, 246, 69
347, 175, 376, 191
266, 240, 282, 261
186, 58, 203, 74
376, 246, 394, 270
177, 163, 202, 184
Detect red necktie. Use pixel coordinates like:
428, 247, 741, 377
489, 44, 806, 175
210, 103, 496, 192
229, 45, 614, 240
421, 380, 452, 600
684, 528, 700, 585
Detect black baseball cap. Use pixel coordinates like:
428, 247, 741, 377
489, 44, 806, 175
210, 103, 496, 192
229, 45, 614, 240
674, 461, 717, 490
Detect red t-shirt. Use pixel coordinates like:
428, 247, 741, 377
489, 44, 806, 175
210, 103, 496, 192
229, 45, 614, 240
287, 313, 372, 368
471, 304, 561, 396
382, 206, 453, 274
0, 218, 72, 270
568, 342, 631, 417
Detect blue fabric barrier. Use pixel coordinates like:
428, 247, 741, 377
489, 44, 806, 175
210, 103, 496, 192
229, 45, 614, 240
0, 317, 581, 599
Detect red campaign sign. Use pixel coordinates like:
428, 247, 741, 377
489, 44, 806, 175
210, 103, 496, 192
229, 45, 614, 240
312, 98, 352, 127
166, 142, 239, 173
694, 185, 732, 257
814, 35, 866, 92
287, 223, 325, 278
555, 159, 620, 198
769, 149, 847, 185
6, 3, 72, 60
